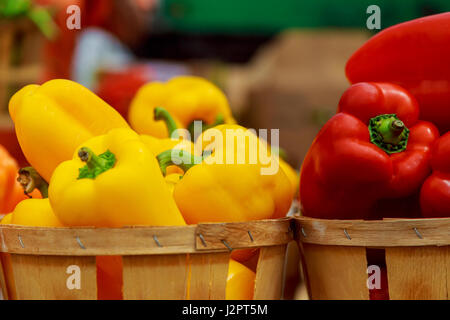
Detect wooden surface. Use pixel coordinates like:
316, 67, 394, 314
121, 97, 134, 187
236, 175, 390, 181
195, 218, 292, 251
188, 252, 230, 300
0, 218, 292, 255
300, 243, 369, 300
0, 254, 8, 300
253, 245, 287, 300
0, 253, 16, 300
123, 254, 188, 300
386, 246, 449, 300
295, 216, 450, 247
10, 254, 97, 300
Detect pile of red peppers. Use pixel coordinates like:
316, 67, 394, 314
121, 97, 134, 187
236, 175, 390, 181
300, 12, 450, 221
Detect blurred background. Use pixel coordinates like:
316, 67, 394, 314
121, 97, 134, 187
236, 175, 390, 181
1, 0, 449, 300
1, 0, 449, 168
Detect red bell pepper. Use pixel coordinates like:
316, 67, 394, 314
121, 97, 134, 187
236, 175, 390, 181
299, 82, 439, 220
420, 131, 450, 217
346, 12, 450, 133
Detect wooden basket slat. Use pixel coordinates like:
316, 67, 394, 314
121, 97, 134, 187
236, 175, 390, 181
122, 254, 188, 300
386, 246, 449, 300
10, 254, 97, 300
295, 216, 450, 247
253, 244, 287, 300
195, 218, 292, 251
0, 218, 292, 255
300, 243, 369, 300
448, 247, 450, 299
0, 253, 9, 300
188, 252, 229, 300
0, 225, 197, 255
1, 253, 17, 300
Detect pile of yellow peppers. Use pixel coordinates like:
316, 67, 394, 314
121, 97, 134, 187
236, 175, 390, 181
1, 76, 299, 300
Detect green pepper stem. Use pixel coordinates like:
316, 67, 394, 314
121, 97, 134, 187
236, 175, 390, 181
78, 147, 109, 170
156, 149, 203, 176
368, 114, 409, 154
187, 114, 225, 142
17, 167, 49, 198
77, 148, 116, 180
154, 107, 179, 139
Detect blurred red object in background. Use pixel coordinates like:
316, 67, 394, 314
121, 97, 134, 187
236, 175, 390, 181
96, 65, 150, 118
39, 0, 112, 81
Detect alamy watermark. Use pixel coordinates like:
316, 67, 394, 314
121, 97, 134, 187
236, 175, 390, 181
66, 5, 81, 30
169, 122, 281, 175
66, 265, 81, 290
367, 265, 381, 289
367, 5, 381, 30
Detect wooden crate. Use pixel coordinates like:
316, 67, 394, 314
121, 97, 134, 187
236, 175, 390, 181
0, 19, 44, 164
0, 218, 292, 300
0, 18, 44, 113
294, 216, 450, 300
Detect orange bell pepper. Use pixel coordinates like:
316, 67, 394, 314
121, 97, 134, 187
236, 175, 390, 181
0, 145, 41, 214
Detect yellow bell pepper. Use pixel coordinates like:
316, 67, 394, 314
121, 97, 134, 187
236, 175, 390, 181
128, 76, 235, 140
9, 79, 129, 181
279, 159, 299, 199
165, 173, 183, 194
198, 124, 298, 199
10, 198, 63, 227
156, 125, 292, 224
48, 128, 186, 227
0, 213, 12, 224
226, 259, 256, 300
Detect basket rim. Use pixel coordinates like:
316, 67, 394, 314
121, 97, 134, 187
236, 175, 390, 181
0, 217, 292, 256
294, 215, 450, 247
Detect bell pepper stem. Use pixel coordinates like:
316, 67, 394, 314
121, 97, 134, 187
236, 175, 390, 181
17, 167, 49, 198
187, 113, 225, 142
204, 114, 225, 131
369, 114, 409, 154
157, 149, 203, 176
77, 147, 116, 179
154, 107, 179, 139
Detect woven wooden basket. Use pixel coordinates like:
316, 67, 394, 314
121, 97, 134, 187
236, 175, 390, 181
294, 216, 450, 300
0, 218, 292, 300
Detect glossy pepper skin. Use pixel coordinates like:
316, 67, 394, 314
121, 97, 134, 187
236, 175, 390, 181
346, 13, 450, 133
226, 259, 255, 300
9, 79, 129, 181
10, 198, 63, 227
420, 132, 450, 217
49, 128, 186, 227
299, 82, 439, 220
279, 159, 299, 200
157, 125, 292, 224
0, 145, 40, 214
196, 124, 298, 201
128, 76, 235, 139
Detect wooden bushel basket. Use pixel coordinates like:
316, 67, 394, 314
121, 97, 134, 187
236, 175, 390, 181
0, 218, 292, 300
294, 216, 450, 300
